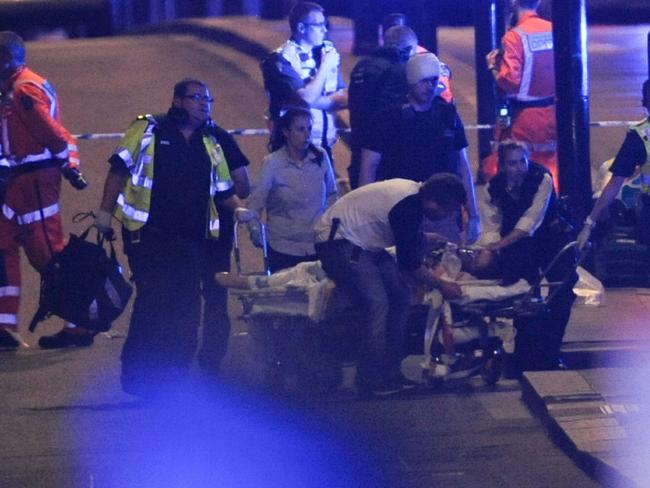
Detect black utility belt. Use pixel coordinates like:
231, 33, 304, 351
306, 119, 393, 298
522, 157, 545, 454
9, 159, 60, 176
510, 97, 555, 109
124, 226, 203, 246
316, 238, 366, 263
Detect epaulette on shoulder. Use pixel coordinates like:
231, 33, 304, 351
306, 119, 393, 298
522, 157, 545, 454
135, 114, 158, 125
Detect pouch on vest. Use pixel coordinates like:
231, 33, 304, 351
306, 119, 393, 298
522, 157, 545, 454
29, 227, 133, 333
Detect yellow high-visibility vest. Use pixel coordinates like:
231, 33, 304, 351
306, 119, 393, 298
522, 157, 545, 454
113, 114, 233, 238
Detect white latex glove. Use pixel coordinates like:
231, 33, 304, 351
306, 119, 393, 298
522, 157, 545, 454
94, 209, 113, 234
466, 215, 481, 245
576, 221, 593, 251
234, 207, 256, 223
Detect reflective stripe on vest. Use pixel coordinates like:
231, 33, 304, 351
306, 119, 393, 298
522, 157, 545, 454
114, 116, 233, 238
512, 26, 554, 101
277, 40, 339, 148
633, 120, 650, 194
14, 79, 58, 118
4, 74, 76, 167
203, 134, 234, 195
116, 193, 149, 223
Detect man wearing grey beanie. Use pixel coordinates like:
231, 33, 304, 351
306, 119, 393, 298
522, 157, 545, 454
358, 52, 480, 244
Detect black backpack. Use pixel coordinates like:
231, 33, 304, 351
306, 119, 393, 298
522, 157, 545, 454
29, 227, 133, 333
348, 48, 408, 132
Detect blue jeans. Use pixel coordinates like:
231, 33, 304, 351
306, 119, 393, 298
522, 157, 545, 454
315, 240, 411, 389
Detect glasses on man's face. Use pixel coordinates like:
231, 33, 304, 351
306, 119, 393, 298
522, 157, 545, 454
183, 94, 214, 103
303, 21, 327, 29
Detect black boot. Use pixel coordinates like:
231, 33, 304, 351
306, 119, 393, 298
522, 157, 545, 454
38, 328, 95, 349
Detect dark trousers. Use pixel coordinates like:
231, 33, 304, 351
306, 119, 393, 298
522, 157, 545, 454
315, 240, 411, 389
198, 233, 233, 374
121, 227, 203, 395
347, 142, 361, 191
267, 245, 317, 274
501, 232, 577, 371
636, 194, 650, 246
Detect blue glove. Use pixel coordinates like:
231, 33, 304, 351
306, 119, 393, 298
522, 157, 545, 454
248, 222, 264, 248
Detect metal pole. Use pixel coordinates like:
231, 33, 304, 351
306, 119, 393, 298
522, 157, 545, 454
409, 0, 437, 54
648, 29, 650, 79
473, 0, 506, 170
552, 0, 592, 222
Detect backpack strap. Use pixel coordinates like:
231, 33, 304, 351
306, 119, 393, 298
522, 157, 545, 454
28, 287, 51, 332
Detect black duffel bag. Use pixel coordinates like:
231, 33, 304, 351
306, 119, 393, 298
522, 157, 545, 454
29, 227, 133, 333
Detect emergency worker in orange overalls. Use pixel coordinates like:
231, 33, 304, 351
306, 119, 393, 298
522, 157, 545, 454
483, 0, 558, 191
0, 31, 89, 350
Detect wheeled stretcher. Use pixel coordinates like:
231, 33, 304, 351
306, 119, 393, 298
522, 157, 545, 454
230, 220, 582, 392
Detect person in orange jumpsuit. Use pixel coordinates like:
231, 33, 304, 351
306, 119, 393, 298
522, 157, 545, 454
483, 0, 558, 191
0, 31, 89, 350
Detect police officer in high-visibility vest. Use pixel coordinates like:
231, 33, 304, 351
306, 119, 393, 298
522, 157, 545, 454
578, 80, 650, 249
261, 1, 347, 161
93, 78, 248, 397
483, 0, 558, 191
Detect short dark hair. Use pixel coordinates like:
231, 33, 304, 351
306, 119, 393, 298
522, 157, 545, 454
289, 2, 324, 33
420, 173, 467, 207
383, 25, 417, 50
497, 139, 529, 170
173, 78, 208, 98
381, 13, 407, 33
0, 31, 25, 64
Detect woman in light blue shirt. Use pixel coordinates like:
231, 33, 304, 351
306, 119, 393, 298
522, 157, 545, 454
243, 108, 338, 272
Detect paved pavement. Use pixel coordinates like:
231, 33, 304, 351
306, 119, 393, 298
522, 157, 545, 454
0, 16, 644, 487
151, 16, 650, 486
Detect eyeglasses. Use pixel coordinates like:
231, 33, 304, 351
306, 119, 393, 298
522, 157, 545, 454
182, 94, 214, 103
303, 22, 327, 29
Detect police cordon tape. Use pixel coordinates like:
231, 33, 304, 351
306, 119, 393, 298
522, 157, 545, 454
72, 120, 635, 140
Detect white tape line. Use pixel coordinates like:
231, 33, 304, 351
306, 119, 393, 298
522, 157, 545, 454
71, 120, 636, 140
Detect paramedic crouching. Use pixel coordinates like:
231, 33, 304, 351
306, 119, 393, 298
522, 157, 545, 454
313, 174, 467, 398
486, 140, 576, 376
93, 79, 246, 398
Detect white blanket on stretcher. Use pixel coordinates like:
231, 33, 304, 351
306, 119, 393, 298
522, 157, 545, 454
451, 277, 530, 304
234, 261, 333, 322
236, 261, 531, 324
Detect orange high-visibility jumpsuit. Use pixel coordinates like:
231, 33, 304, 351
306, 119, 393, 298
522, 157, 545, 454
0, 66, 78, 329
482, 11, 558, 191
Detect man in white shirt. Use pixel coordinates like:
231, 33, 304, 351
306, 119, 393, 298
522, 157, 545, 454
314, 174, 467, 398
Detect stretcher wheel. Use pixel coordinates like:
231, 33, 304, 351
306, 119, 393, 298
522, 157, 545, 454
480, 350, 503, 385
